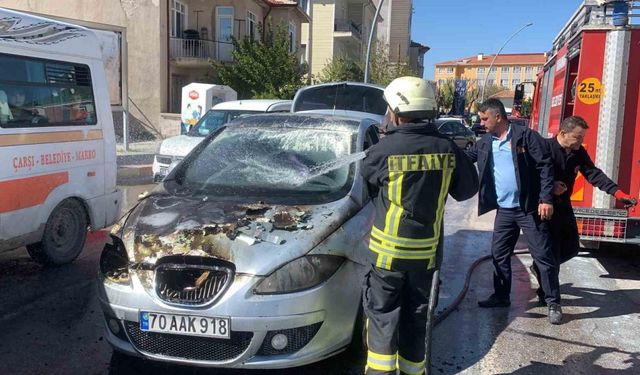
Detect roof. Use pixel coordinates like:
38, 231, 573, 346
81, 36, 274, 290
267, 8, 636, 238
410, 41, 430, 53
213, 99, 292, 112
489, 90, 515, 99
262, 0, 298, 5
435, 53, 546, 66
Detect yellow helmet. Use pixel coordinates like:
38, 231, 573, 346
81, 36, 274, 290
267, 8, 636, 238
383, 76, 437, 120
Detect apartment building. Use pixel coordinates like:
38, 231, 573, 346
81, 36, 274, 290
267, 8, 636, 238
434, 53, 546, 97
0, 0, 309, 139
309, 0, 378, 78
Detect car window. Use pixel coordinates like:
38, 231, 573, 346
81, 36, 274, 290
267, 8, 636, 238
438, 122, 454, 134
176, 119, 358, 204
293, 84, 387, 115
363, 125, 380, 150
450, 122, 467, 134
189, 109, 262, 137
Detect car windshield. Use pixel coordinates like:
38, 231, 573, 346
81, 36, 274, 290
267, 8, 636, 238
293, 84, 387, 115
173, 118, 358, 204
188, 109, 262, 137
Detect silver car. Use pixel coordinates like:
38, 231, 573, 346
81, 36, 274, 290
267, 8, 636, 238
99, 113, 381, 368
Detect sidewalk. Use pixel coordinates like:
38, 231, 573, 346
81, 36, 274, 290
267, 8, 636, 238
116, 140, 158, 184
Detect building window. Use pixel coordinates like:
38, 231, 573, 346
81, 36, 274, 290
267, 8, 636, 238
217, 7, 234, 61
438, 79, 445, 86
477, 79, 485, 87
247, 11, 257, 40
525, 66, 534, 73
500, 79, 508, 87
501, 66, 509, 74
513, 66, 521, 74
512, 79, 520, 87
477, 67, 485, 75
288, 22, 297, 53
490, 67, 497, 73
171, 0, 187, 38
487, 79, 495, 86
446, 67, 454, 74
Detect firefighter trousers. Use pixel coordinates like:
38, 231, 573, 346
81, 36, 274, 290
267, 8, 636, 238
362, 264, 435, 375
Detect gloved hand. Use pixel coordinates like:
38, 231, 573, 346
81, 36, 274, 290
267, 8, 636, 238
614, 190, 638, 208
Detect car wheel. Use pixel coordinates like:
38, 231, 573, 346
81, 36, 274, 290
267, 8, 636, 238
26, 199, 88, 266
347, 302, 367, 359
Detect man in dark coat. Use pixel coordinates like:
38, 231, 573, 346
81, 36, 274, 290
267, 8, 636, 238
530, 116, 637, 304
465, 98, 562, 324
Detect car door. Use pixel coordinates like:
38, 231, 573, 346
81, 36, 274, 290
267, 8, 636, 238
438, 121, 464, 147
451, 122, 473, 148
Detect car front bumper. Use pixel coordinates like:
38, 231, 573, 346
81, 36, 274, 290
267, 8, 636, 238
98, 260, 364, 369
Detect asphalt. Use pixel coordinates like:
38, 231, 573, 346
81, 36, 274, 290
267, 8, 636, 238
0, 187, 639, 374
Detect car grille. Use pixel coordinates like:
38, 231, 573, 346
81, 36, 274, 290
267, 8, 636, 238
155, 262, 233, 306
125, 321, 252, 361
257, 322, 323, 356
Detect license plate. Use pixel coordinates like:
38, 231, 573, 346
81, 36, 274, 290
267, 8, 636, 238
140, 311, 230, 338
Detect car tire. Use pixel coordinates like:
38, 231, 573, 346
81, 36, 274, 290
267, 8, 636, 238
26, 199, 88, 266
347, 302, 367, 359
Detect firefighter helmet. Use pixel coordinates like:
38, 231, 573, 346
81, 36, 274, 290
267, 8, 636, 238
383, 76, 437, 120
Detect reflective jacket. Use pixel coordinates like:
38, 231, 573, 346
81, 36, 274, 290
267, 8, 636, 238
361, 122, 479, 272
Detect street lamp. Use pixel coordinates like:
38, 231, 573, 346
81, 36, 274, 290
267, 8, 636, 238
364, 0, 384, 83
479, 22, 533, 103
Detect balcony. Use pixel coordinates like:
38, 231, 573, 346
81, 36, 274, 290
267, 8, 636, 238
334, 20, 362, 42
169, 38, 234, 66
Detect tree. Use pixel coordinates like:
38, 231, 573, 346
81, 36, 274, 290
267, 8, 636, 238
368, 42, 418, 86
436, 79, 455, 114
315, 56, 364, 83
521, 97, 533, 117
211, 24, 306, 99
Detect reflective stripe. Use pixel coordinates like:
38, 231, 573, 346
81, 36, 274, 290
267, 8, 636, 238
398, 355, 426, 375
384, 171, 404, 236
369, 242, 436, 259
367, 351, 397, 371
371, 226, 438, 247
433, 168, 453, 237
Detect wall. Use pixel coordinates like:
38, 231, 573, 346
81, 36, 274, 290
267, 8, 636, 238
387, 0, 411, 63
311, 0, 336, 78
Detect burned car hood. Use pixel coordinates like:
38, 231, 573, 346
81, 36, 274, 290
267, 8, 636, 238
115, 192, 360, 276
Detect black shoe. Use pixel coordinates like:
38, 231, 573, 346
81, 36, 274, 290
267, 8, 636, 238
478, 294, 511, 308
535, 287, 547, 306
548, 303, 563, 325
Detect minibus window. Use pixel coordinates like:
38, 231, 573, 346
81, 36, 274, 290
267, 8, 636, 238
0, 53, 97, 128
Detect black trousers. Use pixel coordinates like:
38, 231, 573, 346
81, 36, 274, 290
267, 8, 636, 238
362, 265, 433, 375
491, 207, 560, 304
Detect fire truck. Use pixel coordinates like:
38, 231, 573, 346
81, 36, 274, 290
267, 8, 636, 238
531, 0, 640, 247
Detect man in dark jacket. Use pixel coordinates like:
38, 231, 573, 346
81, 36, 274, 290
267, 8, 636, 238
530, 116, 638, 304
465, 98, 562, 324
361, 77, 478, 375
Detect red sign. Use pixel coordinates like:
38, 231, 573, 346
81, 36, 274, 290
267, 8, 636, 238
189, 90, 199, 100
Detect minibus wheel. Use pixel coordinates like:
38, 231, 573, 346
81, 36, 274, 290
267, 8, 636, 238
26, 199, 88, 265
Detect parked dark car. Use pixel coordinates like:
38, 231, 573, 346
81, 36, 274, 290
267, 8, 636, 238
435, 118, 476, 150
508, 116, 530, 128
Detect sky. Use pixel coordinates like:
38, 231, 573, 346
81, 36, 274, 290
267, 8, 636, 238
412, 0, 584, 79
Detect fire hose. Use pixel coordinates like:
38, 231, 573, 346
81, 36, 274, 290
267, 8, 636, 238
424, 249, 531, 373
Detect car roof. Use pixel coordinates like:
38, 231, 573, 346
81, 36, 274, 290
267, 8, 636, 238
212, 99, 292, 112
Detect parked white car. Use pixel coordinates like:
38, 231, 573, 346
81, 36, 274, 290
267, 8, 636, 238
153, 99, 292, 181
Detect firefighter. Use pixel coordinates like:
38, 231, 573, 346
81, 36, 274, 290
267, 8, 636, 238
465, 99, 563, 325
361, 76, 478, 375
530, 116, 638, 304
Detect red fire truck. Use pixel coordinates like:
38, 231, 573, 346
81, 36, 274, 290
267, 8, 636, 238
531, 0, 640, 247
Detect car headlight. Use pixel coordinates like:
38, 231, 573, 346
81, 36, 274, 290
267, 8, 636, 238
253, 255, 345, 295
100, 235, 131, 285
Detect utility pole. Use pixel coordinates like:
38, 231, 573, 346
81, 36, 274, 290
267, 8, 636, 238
364, 0, 384, 83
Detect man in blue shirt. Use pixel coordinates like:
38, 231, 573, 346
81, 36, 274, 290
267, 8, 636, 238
465, 99, 562, 325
